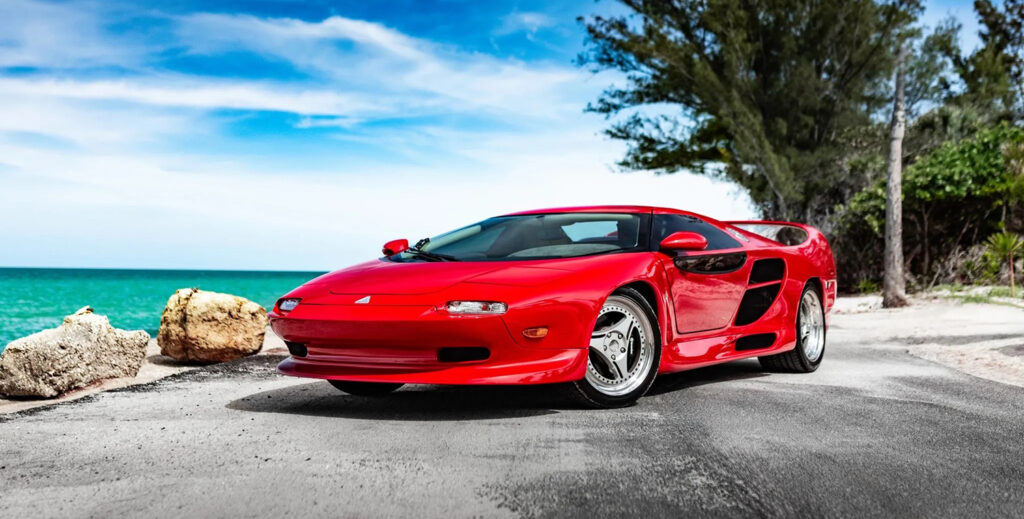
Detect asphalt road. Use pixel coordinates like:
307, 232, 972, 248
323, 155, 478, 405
1, 302, 1023, 518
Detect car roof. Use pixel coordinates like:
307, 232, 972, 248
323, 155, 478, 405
502, 205, 695, 217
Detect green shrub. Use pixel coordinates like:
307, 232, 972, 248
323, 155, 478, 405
855, 279, 879, 294
985, 231, 1024, 297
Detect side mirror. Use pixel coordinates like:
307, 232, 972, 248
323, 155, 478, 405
382, 239, 409, 256
660, 231, 708, 251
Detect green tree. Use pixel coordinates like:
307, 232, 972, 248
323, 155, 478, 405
578, 0, 922, 223
933, 0, 1024, 120
835, 124, 1024, 288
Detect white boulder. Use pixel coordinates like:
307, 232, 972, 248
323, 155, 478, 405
0, 307, 150, 398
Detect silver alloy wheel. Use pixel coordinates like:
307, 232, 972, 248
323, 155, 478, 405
586, 296, 655, 397
799, 289, 825, 362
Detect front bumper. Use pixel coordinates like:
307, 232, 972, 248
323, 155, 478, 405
269, 303, 588, 385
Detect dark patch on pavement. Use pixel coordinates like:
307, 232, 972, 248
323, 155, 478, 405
115, 354, 286, 395
483, 429, 786, 518
897, 333, 1020, 346
997, 344, 1024, 357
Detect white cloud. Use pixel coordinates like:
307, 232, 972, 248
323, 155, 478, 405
0, 77, 385, 117
0, 1, 756, 270
173, 13, 586, 117
179, 13, 430, 61
496, 12, 556, 35
0, 0, 134, 68
0, 89, 197, 148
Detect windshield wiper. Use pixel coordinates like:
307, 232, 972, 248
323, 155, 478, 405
406, 238, 460, 262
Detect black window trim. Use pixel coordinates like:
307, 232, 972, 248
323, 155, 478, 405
649, 212, 746, 253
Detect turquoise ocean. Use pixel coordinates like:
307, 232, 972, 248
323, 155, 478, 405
0, 268, 325, 353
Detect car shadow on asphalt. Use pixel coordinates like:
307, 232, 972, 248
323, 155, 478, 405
226, 359, 770, 421
647, 358, 769, 396
226, 382, 567, 420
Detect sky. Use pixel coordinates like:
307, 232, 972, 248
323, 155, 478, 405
0, 0, 983, 271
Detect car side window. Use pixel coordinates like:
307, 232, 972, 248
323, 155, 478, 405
653, 214, 741, 251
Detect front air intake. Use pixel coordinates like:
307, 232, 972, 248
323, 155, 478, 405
438, 347, 490, 362
285, 341, 307, 357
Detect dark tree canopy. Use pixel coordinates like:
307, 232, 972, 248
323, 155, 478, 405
579, 0, 922, 223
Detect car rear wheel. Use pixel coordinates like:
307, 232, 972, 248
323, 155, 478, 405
328, 380, 404, 396
759, 283, 825, 372
567, 287, 660, 408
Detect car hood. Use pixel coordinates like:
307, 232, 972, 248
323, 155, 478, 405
308, 259, 575, 295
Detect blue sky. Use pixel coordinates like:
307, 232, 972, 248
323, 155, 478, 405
0, 0, 982, 270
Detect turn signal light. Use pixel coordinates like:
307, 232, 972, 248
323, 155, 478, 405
522, 327, 549, 339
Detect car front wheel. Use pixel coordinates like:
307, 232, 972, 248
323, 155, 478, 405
567, 287, 661, 408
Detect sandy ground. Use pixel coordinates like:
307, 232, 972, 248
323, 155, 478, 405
0, 331, 287, 414
831, 294, 1024, 388
0, 298, 1022, 517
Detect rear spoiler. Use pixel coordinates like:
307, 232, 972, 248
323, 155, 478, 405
724, 220, 813, 247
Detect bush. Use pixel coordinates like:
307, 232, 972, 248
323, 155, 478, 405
855, 279, 879, 294
931, 244, 1000, 286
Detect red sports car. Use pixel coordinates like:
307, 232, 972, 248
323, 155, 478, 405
269, 206, 836, 408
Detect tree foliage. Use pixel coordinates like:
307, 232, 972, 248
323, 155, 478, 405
834, 124, 1024, 287
579, 0, 922, 222
932, 0, 1024, 121
580, 1, 1024, 292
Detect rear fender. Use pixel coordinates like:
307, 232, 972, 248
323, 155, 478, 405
727, 220, 837, 312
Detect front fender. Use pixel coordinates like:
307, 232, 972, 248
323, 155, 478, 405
453, 253, 667, 351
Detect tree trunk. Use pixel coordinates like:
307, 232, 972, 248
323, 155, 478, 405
921, 207, 929, 277
883, 44, 909, 308
1011, 251, 1016, 298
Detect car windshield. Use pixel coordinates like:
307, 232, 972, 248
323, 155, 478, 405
392, 213, 647, 262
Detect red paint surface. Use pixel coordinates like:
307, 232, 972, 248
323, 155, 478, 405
269, 206, 836, 385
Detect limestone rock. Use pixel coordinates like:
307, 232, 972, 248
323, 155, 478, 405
157, 288, 267, 364
0, 307, 150, 398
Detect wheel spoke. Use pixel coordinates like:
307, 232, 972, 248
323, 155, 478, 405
590, 335, 616, 367
607, 314, 636, 339
589, 312, 639, 381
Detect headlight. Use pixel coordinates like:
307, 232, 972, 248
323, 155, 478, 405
446, 301, 507, 315
278, 298, 301, 312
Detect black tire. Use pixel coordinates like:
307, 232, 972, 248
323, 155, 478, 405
759, 283, 825, 373
328, 380, 404, 396
565, 287, 661, 409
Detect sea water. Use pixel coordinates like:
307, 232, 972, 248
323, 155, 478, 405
0, 268, 325, 352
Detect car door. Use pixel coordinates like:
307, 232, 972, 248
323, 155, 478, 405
654, 213, 752, 334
